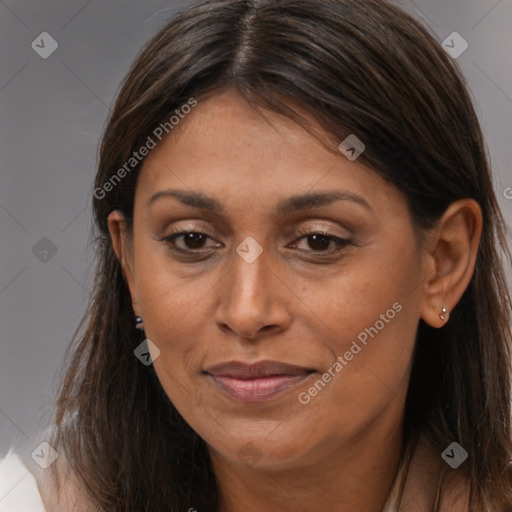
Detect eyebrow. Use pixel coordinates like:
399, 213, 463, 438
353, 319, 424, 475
147, 189, 373, 215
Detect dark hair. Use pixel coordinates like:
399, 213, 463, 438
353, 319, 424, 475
50, 0, 512, 510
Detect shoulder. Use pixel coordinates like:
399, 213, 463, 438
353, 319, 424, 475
35, 448, 99, 512
399, 434, 470, 512
0, 447, 95, 512
0, 448, 47, 511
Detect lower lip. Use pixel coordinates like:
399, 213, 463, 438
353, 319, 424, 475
208, 373, 314, 402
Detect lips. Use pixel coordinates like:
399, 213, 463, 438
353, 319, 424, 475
205, 360, 315, 402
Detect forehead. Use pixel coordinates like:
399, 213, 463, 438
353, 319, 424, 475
135, 89, 407, 219
143, 90, 335, 177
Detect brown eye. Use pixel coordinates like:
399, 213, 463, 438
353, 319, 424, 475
305, 234, 332, 251
292, 231, 352, 253
181, 232, 208, 249
162, 231, 219, 253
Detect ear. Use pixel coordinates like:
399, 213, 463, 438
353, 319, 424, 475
107, 210, 140, 318
419, 199, 483, 328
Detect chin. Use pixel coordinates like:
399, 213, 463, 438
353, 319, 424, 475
205, 428, 318, 471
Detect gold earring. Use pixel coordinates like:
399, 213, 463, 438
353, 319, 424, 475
440, 306, 448, 322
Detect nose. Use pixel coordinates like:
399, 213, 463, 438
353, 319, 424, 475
213, 245, 292, 341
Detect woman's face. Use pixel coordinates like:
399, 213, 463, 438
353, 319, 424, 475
110, 88, 433, 471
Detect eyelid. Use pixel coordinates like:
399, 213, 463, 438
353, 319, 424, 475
293, 223, 352, 239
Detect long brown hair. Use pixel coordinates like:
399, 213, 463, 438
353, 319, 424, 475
50, 0, 512, 510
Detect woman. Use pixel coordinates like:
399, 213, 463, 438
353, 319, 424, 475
35, 0, 512, 510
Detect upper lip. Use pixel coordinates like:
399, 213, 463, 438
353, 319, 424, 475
205, 360, 314, 379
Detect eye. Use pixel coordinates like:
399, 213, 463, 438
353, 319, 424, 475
162, 230, 220, 253
289, 230, 352, 254
159, 228, 353, 259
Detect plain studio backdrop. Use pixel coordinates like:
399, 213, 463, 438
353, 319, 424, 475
0, 0, 511, 504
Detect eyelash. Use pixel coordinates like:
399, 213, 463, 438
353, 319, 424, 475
160, 227, 353, 259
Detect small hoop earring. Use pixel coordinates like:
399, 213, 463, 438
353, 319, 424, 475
135, 315, 144, 330
439, 306, 448, 322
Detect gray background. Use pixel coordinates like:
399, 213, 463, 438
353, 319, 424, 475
1, 0, 511, 494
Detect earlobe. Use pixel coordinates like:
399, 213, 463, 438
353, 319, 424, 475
421, 301, 451, 329
419, 199, 482, 329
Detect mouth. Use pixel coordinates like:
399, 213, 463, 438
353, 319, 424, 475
204, 360, 316, 403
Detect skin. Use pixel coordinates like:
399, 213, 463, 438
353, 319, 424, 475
107, 88, 482, 512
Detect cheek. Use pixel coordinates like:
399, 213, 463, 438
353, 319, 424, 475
304, 232, 419, 347
131, 243, 217, 371
308, 311, 416, 440
300, 240, 422, 428
138, 275, 213, 356
136, 266, 212, 415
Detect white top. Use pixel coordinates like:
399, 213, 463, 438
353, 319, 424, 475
0, 448, 47, 512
